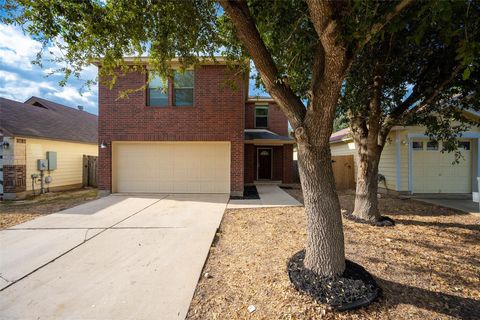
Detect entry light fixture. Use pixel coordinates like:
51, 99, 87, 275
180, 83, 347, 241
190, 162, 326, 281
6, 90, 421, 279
2, 141, 9, 149
100, 140, 108, 149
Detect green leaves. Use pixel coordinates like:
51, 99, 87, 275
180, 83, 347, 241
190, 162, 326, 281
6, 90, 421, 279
339, 0, 479, 155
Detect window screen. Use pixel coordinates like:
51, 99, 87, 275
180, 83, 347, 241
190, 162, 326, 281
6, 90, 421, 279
148, 73, 168, 107
174, 70, 194, 106
426, 141, 439, 151
458, 141, 470, 150
412, 141, 423, 150
255, 105, 268, 128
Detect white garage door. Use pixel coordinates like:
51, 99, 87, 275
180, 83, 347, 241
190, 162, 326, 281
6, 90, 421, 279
412, 140, 471, 193
113, 142, 230, 193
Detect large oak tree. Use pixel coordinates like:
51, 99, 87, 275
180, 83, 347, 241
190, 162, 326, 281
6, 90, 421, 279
339, 1, 480, 222
3, 0, 415, 277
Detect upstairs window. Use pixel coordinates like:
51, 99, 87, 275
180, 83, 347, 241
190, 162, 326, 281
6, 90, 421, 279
147, 74, 168, 107
174, 70, 194, 106
255, 105, 268, 128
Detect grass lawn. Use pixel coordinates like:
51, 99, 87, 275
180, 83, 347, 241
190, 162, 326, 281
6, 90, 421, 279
0, 188, 98, 229
187, 188, 480, 319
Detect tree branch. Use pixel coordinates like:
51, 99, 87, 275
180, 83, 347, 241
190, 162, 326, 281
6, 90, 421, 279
302, 0, 351, 144
403, 65, 463, 117
381, 64, 462, 136
358, 0, 414, 51
218, 0, 306, 128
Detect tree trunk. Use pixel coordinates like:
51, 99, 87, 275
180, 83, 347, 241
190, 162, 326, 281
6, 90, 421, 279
297, 139, 345, 276
353, 139, 382, 221
219, 0, 348, 278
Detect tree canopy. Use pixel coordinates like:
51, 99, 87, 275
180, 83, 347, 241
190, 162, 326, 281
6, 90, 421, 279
339, 0, 479, 156
2, 1, 417, 97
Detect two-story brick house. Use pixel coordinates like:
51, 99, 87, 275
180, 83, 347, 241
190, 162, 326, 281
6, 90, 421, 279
97, 58, 295, 196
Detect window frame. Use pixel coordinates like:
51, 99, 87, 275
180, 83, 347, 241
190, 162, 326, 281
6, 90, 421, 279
426, 140, 439, 151
173, 70, 195, 107
254, 105, 269, 128
146, 72, 169, 107
412, 141, 424, 151
458, 141, 471, 151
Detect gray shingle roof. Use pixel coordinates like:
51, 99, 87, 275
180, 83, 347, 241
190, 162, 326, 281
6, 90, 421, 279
0, 96, 98, 144
244, 129, 293, 141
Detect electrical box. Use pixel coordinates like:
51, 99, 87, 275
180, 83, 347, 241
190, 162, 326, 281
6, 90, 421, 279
47, 151, 57, 171
37, 159, 48, 171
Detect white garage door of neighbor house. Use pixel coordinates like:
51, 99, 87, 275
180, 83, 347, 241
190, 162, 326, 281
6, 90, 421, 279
412, 139, 471, 193
114, 142, 230, 194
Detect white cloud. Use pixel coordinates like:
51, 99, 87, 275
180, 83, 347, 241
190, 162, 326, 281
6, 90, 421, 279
0, 23, 98, 113
0, 70, 18, 82
0, 73, 56, 102
47, 86, 96, 109
0, 24, 42, 70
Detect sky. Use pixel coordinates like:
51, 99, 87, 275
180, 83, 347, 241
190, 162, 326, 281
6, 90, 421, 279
0, 23, 266, 115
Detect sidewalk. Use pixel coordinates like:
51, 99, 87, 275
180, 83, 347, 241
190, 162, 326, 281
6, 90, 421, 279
227, 185, 302, 209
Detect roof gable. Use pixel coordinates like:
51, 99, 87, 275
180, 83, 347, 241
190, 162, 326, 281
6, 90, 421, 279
0, 96, 98, 144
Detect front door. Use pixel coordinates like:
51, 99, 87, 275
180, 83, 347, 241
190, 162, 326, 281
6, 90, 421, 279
257, 148, 272, 180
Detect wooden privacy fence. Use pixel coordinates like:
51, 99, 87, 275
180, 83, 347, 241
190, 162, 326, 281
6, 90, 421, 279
82, 155, 98, 187
331, 155, 355, 190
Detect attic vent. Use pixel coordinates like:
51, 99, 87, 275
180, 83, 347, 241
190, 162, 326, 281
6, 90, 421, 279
32, 102, 48, 109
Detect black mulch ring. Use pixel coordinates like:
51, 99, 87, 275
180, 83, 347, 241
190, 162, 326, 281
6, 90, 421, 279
229, 185, 260, 200
342, 211, 395, 227
288, 250, 381, 311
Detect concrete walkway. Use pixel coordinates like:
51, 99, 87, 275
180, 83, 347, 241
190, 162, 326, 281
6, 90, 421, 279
415, 198, 479, 215
227, 185, 302, 209
0, 193, 228, 320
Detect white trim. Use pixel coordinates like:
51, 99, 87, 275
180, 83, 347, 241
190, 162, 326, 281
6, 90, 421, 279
464, 109, 480, 118
248, 96, 275, 103
408, 138, 413, 193
477, 139, 480, 180
407, 132, 480, 139
395, 131, 401, 191
245, 140, 295, 145
257, 147, 273, 180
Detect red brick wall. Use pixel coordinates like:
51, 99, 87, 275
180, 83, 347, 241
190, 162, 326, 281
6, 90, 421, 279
244, 144, 255, 183
272, 146, 284, 181
98, 65, 245, 194
244, 145, 294, 183
245, 102, 289, 136
282, 144, 294, 183
3, 165, 26, 193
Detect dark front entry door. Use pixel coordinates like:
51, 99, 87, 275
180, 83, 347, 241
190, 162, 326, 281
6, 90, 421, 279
257, 148, 272, 180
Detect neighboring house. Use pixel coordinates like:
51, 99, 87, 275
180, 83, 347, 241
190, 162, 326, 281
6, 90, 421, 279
329, 110, 480, 201
96, 58, 295, 196
0, 97, 98, 200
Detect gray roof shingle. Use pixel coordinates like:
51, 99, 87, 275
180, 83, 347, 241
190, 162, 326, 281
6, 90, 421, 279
0, 96, 98, 144
244, 129, 293, 141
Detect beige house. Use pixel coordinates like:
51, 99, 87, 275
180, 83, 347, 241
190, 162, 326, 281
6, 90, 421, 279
330, 110, 480, 202
0, 97, 98, 200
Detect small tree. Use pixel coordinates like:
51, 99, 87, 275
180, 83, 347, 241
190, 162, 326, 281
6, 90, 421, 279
340, 1, 480, 222
2, 0, 415, 278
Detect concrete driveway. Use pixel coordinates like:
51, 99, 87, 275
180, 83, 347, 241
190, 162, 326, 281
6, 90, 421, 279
0, 193, 228, 320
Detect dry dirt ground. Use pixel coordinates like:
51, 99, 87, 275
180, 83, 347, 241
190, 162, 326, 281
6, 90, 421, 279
0, 189, 98, 229
187, 188, 480, 320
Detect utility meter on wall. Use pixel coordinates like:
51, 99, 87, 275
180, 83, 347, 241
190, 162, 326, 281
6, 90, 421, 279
37, 159, 48, 171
